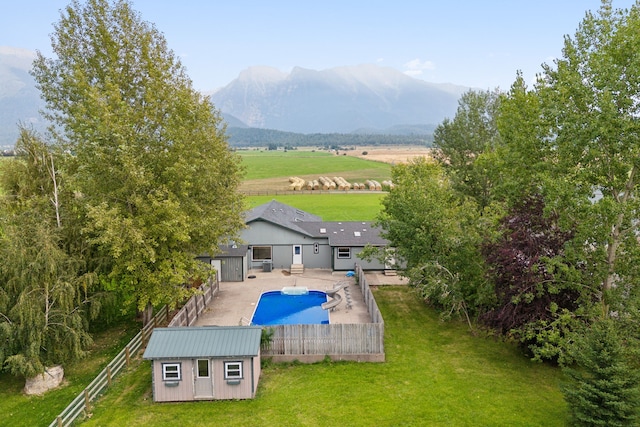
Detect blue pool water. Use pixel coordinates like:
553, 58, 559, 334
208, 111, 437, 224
251, 290, 329, 325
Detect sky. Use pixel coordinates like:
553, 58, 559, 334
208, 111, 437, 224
1, 0, 637, 92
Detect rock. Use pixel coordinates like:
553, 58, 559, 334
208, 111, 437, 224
24, 365, 64, 395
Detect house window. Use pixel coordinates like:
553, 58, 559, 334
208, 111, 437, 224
224, 361, 243, 379
162, 363, 181, 381
337, 247, 351, 259
252, 246, 272, 261
197, 359, 209, 378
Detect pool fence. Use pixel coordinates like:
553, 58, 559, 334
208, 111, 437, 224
262, 264, 385, 362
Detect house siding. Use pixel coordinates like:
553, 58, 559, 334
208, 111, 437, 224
333, 247, 386, 271
152, 359, 195, 402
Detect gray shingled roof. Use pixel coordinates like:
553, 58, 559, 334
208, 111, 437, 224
143, 326, 262, 359
246, 200, 388, 247
296, 221, 388, 246
244, 200, 322, 237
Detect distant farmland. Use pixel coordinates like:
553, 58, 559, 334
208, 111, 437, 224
239, 149, 392, 194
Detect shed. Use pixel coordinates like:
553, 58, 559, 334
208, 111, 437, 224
143, 326, 262, 401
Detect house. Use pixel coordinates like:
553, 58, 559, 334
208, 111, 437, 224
241, 200, 390, 273
199, 200, 392, 280
142, 326, 262, 402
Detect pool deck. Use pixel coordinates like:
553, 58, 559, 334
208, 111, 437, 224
193, 268, 407, 327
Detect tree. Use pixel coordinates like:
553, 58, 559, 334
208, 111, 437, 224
562, 319, 640, 426
0, 129, 94, 378
372, 158, 493, 325
432, 89, 503, 211
536, 0, 640, 316
31, 0, 245, 313
481, 194, 583, 361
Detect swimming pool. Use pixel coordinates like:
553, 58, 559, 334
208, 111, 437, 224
251, 289, 329, 325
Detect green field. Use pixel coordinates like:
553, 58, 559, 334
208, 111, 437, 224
239, 150, 392, 186
246, 193, 385, 221
78, 287, 567, 426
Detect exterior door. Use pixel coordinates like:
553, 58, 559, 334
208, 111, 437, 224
194, 359, 214, 398
292, 245, 303, 264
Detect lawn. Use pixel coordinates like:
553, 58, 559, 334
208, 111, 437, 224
0, 319, 140, 427
79, 287, 567, 426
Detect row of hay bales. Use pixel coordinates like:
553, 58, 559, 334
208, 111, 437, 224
288, 176, 394, 191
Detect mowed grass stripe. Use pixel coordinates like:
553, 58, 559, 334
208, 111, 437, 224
245, 193, 385, 221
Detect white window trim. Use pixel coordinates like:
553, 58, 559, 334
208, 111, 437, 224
224, 361, 243, 379
337, 247, 351, 259
162, 363, 182, 381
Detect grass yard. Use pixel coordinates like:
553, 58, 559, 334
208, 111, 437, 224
79, 287, 566, 426
0, 319, 140, 427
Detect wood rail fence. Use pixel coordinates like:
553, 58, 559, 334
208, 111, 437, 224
48, 305, 168, 427
262, 264, 385, 362
167, 279, 219, 327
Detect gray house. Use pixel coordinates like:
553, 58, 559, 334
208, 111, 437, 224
142, 326, 262, 402
241, 200, 390, 273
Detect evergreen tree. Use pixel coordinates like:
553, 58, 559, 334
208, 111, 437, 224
562, 320, 640, 426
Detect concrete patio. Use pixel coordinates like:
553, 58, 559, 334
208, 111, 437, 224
194, 268, 407, 327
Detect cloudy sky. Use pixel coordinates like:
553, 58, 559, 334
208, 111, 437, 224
1, 0, 636, 92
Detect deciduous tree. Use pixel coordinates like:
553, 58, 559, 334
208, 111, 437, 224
31, 0, 245, 313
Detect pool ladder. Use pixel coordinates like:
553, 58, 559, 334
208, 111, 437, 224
239, 316, 251, 326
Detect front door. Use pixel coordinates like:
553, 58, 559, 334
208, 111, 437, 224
293, 245, 303, 264
194, 359, 214, 398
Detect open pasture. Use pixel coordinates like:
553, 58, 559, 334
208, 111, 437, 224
239, 149, 392, 193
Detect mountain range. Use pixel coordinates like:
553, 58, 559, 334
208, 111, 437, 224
211, 64, 467, 134
0, 47, 467, 147
0, 47, 46, 148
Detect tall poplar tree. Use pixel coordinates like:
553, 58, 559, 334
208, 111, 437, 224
31, 0, 245, 313
537, 0, 640, 316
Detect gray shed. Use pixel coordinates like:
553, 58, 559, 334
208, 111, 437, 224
143, 326, 262, 401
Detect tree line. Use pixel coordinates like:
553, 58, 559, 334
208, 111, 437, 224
363, 2, 640, 424
225, 127, 434, 148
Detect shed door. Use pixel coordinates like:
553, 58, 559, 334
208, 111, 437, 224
221, 257, 243, 282
194, 359, 214, 398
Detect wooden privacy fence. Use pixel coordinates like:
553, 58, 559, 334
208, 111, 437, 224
263, 265, 385, 362
167, 278, 219, 327
49, 305, 168, 427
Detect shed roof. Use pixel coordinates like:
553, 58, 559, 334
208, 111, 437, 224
143, 326, 262, 359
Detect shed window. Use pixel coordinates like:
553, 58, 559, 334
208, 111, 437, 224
337, 247, 351, 259
162, 363, 181, 381
252, 246, 272, 261
224, 361, 243, 379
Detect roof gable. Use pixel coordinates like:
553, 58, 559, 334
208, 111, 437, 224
143, 326, 262, 359
245, 200, 322, 236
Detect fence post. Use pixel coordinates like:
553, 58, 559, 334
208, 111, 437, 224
107, 366, 112, 387
83, 389, 91, 414
57, 416, 62, 427
125, 345, 131, 366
